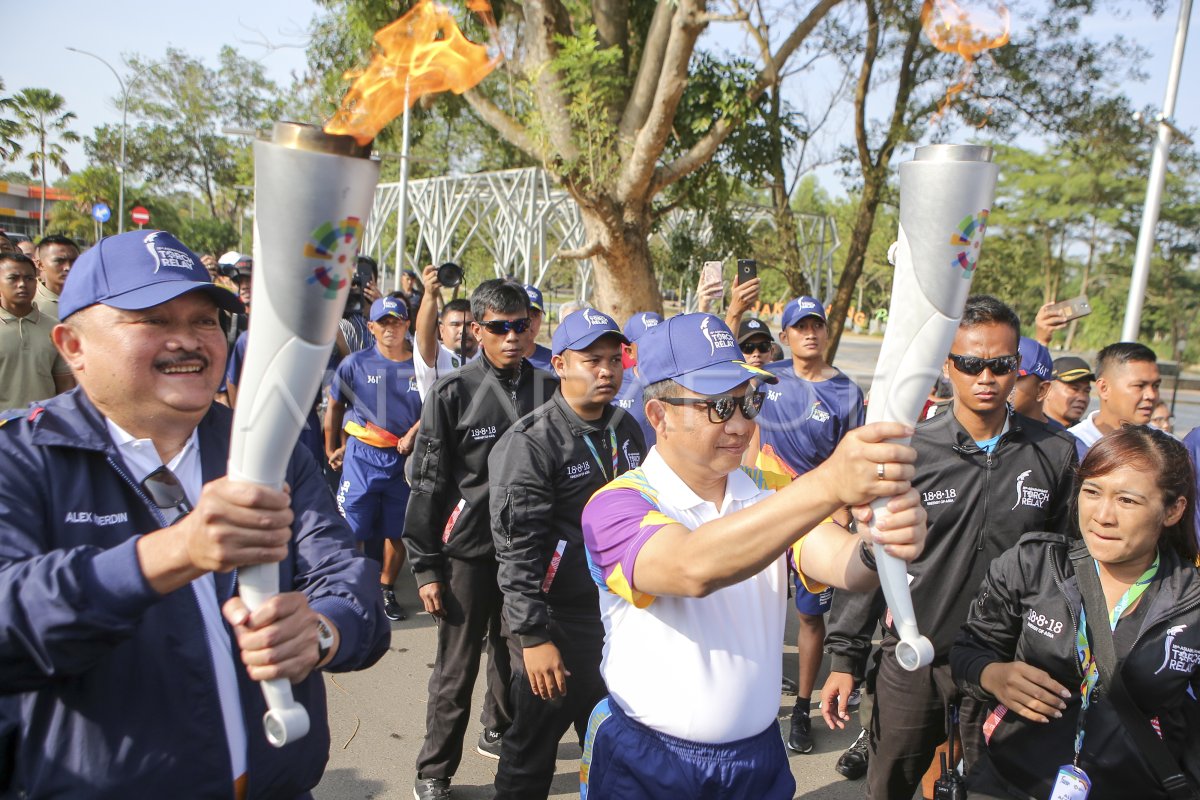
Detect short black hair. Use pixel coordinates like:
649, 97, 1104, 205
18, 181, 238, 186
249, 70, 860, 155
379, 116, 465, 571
470, 279, 529, 322
442, 298, 472, 318
36, 234, 79, 253
0, 252, 35, 272
1096, 341, 1157, 378
960, 295, 1021, 344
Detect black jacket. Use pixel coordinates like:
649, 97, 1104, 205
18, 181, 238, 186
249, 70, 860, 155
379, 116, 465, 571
404, 354, 559, 584
826, 406, 1078, 676
489, 393, 646, 647
951, 533, 1200, 800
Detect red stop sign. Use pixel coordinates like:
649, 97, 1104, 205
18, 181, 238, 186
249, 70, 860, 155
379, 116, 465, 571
130, 206, 150, 226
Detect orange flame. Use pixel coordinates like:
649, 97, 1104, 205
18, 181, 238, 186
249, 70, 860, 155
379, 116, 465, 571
921, 0, 1010, 119
325, 0, 500, 145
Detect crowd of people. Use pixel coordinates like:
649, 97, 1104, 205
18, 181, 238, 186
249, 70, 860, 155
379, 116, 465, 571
0, 225, 1198, 800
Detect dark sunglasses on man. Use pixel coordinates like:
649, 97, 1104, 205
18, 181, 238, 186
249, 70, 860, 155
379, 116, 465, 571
480, 318, 532, 335
947, 353, 1020, 376
139, 465, 194, 524
739, 341, 772, 355
660, 391, 765, 424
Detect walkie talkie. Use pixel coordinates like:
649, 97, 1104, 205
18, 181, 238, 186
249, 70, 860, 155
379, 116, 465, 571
933, 704, 967, 800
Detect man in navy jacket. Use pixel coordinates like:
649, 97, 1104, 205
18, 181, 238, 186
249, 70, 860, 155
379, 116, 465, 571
0, 230, 389, 798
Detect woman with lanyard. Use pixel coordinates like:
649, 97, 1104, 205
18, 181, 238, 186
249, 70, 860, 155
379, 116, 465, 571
951, 425, 1200, 800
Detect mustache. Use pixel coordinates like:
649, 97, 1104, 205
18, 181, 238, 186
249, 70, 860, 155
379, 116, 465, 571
154, 352, 210, 370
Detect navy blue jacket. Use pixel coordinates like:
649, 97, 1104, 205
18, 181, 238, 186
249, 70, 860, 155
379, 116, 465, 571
0, 390, 389, 799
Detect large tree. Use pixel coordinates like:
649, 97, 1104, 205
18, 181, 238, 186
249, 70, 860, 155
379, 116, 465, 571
9, 88, 80, 236
310, 0, 846, 319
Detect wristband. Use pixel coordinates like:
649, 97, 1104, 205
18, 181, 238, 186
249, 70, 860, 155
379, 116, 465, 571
858, 538, 878, 571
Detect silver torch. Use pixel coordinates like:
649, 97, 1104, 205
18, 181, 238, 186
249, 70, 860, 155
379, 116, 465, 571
228, 121, 381, 745
863, 144, 999, 671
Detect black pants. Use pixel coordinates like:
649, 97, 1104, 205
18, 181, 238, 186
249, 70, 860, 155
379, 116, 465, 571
866, 638, 986, 800
416, 556, 513, 780
493, 615, 607, 800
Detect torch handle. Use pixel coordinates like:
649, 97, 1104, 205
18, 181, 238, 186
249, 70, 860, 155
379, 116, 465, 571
869, 495, 935, 671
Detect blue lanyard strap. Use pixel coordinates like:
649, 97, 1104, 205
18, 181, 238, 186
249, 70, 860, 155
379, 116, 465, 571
1073, 552, 1159, 764
582, 427, 618, 482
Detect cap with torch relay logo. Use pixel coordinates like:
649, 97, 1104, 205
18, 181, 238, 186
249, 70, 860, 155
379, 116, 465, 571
622, 311, 663, 343
370, 295, 409, 321
781, 296, 827, 329
552, 308, 627, 356
58, 230, 245, 321
637, 313, 778, 395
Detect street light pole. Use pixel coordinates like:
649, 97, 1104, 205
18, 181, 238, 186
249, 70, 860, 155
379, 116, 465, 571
66, 47, 150, 235
1120, 0, 1193, 342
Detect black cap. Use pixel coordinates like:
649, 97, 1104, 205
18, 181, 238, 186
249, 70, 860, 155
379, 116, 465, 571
1052, 356, 1095, 383
737, 317, 774, 344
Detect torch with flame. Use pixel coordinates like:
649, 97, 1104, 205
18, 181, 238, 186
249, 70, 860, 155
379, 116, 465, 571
864, 144, 999, 671
921, 0, 1010, 118
230, 1, 500, 747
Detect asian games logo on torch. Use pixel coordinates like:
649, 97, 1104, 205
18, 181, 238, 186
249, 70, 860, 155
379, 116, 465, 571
949, 209, 989, 279
305, 217, 364, 299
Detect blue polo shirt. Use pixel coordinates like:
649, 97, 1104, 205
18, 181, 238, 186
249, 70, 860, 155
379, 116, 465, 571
328, 345, 423, 440
756, 361, 865, 477
528, 343, 554, 373
613, 367, 656, 447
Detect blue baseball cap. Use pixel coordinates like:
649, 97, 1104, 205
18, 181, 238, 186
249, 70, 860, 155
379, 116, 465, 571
551, 307, 627, 356
623, 311, 663, 342
370, 295, 409, 322
1018, 336, 1053, 381
781, 296, 827, 329
637, 313, 778, 395
58, 230, 244, 321
524, 284, 544, 313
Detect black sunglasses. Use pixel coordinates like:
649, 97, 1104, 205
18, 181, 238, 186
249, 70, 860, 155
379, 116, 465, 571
948, 353, 1020, 376
660, 392, 765, 424
480, 318, 532, 335
140, 465, 193, 524
739, 341, 772, 355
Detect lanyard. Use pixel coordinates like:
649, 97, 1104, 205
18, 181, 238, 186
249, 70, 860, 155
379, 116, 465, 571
582, 427, 618, 482
1072, 552, 1159, 765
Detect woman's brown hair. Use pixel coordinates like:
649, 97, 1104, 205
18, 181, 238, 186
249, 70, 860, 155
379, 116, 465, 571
1076, 425, 1198, 563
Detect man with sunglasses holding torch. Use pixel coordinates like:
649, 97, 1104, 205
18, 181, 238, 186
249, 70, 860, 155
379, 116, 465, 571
821, 295, 1078, 799
405, 279, 559, 800
0, 231, 389, 798
576, 312, 927, 799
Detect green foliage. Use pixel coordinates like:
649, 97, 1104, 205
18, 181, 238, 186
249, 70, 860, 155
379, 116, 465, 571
550, 24, 627, 183
175, 215, 239, 257
0, 79, 23, 162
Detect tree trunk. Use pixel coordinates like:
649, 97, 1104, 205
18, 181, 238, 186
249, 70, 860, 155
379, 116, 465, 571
825, 174, 883, 362
573, 194, 662, 321
1066, 215, 1098, 350
767, 85, 809, 298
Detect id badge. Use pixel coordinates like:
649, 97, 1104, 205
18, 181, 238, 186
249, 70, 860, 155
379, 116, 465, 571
1049, 765, 1091, 800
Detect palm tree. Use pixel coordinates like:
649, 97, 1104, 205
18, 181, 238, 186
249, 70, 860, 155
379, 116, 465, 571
0, 80, 23, 163
11, 88, 80, 236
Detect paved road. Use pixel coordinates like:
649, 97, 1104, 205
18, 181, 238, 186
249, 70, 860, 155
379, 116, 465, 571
316, 568, 869, 800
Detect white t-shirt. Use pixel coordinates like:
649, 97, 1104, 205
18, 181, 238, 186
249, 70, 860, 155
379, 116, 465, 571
106, 420, 248, 781
581, 449, 817, 744
1068, 410, 1104, 455
413, 342, 480, 399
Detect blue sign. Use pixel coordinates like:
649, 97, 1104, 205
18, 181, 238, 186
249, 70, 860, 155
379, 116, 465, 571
91, 203, 111, 223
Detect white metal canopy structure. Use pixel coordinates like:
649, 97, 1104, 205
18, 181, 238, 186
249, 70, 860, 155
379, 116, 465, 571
361, 166, 839, 304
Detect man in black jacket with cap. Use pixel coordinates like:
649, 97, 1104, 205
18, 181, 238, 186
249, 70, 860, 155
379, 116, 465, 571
405, 280, 559, 800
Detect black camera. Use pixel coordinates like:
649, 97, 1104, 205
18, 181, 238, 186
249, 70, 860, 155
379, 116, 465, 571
352, 255, 378, 289
437, 262, 464, 288
218, 255, 253, 281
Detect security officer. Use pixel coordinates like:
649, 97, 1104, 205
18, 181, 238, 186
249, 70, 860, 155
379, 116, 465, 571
489, 308, 645, 799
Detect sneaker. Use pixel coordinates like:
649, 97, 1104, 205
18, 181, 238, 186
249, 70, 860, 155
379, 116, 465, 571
476, 727, 503, 759
847, 688, 861, 708
382, 588, 407, 621
413, 776, 451, 800
786, 708, 814, 754
835, 728, 870, 780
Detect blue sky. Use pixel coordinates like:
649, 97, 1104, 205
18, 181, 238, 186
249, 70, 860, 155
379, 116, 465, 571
5, 0, 1196, 190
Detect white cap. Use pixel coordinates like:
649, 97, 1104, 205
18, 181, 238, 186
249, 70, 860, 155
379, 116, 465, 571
217, 250, 242, 266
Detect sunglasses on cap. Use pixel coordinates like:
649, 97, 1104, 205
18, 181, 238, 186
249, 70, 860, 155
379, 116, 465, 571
480, 318, 532, 335
660, 392, 765, 424
948, 353, 1020, 376
739, 341, 772, 355
139, 465, 193, 524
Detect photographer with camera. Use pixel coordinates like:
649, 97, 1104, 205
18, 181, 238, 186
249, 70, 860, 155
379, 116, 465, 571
412, 263, 478, 399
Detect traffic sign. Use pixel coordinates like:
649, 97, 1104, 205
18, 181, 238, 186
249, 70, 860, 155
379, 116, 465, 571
130, 206, 150, 227
91, 203, 111, 223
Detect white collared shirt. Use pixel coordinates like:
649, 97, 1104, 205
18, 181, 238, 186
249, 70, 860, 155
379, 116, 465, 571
105, 419, 247, 781
581, 448, 790, 743
1069, 409, 1104, 453
413, 342, 480, 399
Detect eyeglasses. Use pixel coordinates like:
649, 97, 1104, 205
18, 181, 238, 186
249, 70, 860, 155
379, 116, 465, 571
480, 318, 532, 335
739, 341, 772, 355
139, 465, 193, 524
948, 353, 1020, 376
660, 392, 765, 424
